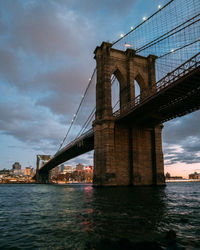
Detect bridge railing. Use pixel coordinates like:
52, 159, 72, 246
113, 52, 200, 118
156, 52, 200, 91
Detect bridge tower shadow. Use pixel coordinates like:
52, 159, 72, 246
93, 42, 165, 186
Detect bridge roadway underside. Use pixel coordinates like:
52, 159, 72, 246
36, 134, 94, 182
117, 67, 200, 126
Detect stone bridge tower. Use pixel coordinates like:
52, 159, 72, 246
93, 42, 165, 186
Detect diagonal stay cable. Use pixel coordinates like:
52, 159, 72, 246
75, 75, 116, 138
158, 39, 200, 59
136, 14, 200, 53
112, 0, 175, 46
56, 68, 96, 152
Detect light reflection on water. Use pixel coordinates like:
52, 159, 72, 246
0, 183, 200, 249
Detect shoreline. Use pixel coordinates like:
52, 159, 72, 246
1, 180, 200, 184
166, 179, 200, 182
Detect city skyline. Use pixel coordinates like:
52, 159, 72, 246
2, 159, 200, 180
0, 0, 199, 176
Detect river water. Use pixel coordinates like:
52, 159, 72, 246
0, 182, 199, 249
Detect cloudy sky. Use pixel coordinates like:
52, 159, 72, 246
0, 0, 199, 177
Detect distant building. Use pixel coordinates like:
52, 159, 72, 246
61, 165, 72, 174
84, 166, 93, 182
76, 163, 84, 171
189, 172, 200, 179
50, 166, 60, 179
60, 164, 65, 172
0, 169, 10, 176
25, 167, 31, 176
12, 162, 21, 170
165, 172, 183, 180
84, 166, 93, 173
12, 162, 24, 176
13, 169, 24, 176
170, 176, 183, 180
54, 165, 94, 183
30, 168, 36, 177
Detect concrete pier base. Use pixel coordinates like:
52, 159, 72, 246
35, 172, 50, 184
93, 120, 165, 186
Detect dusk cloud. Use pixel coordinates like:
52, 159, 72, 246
163, 111, 200, 165
0, 0, 199, 170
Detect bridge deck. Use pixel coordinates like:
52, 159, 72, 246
116, 66, 200, 125
37, 130, 94, 175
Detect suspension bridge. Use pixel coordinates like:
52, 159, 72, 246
35, 0, 200, 185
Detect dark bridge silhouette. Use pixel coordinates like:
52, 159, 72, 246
35, 0, 200, 185
36, 52, 200, 183
37, 129, 94, 181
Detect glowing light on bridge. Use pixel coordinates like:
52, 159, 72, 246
171, 49, 175, 53
120, 34, 124, 38
158, 5, 162, 9
125, 43, 132, 48
131, 26, 134, 30
142, 17, 147, 21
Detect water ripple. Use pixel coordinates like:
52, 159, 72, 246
0, 183, 199, 249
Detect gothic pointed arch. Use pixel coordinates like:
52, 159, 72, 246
134, 80, 141, 98
135, 73, 145, 91
111, 74, 120, 112
110, 66, 128, 109
110, 66, 126, 88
